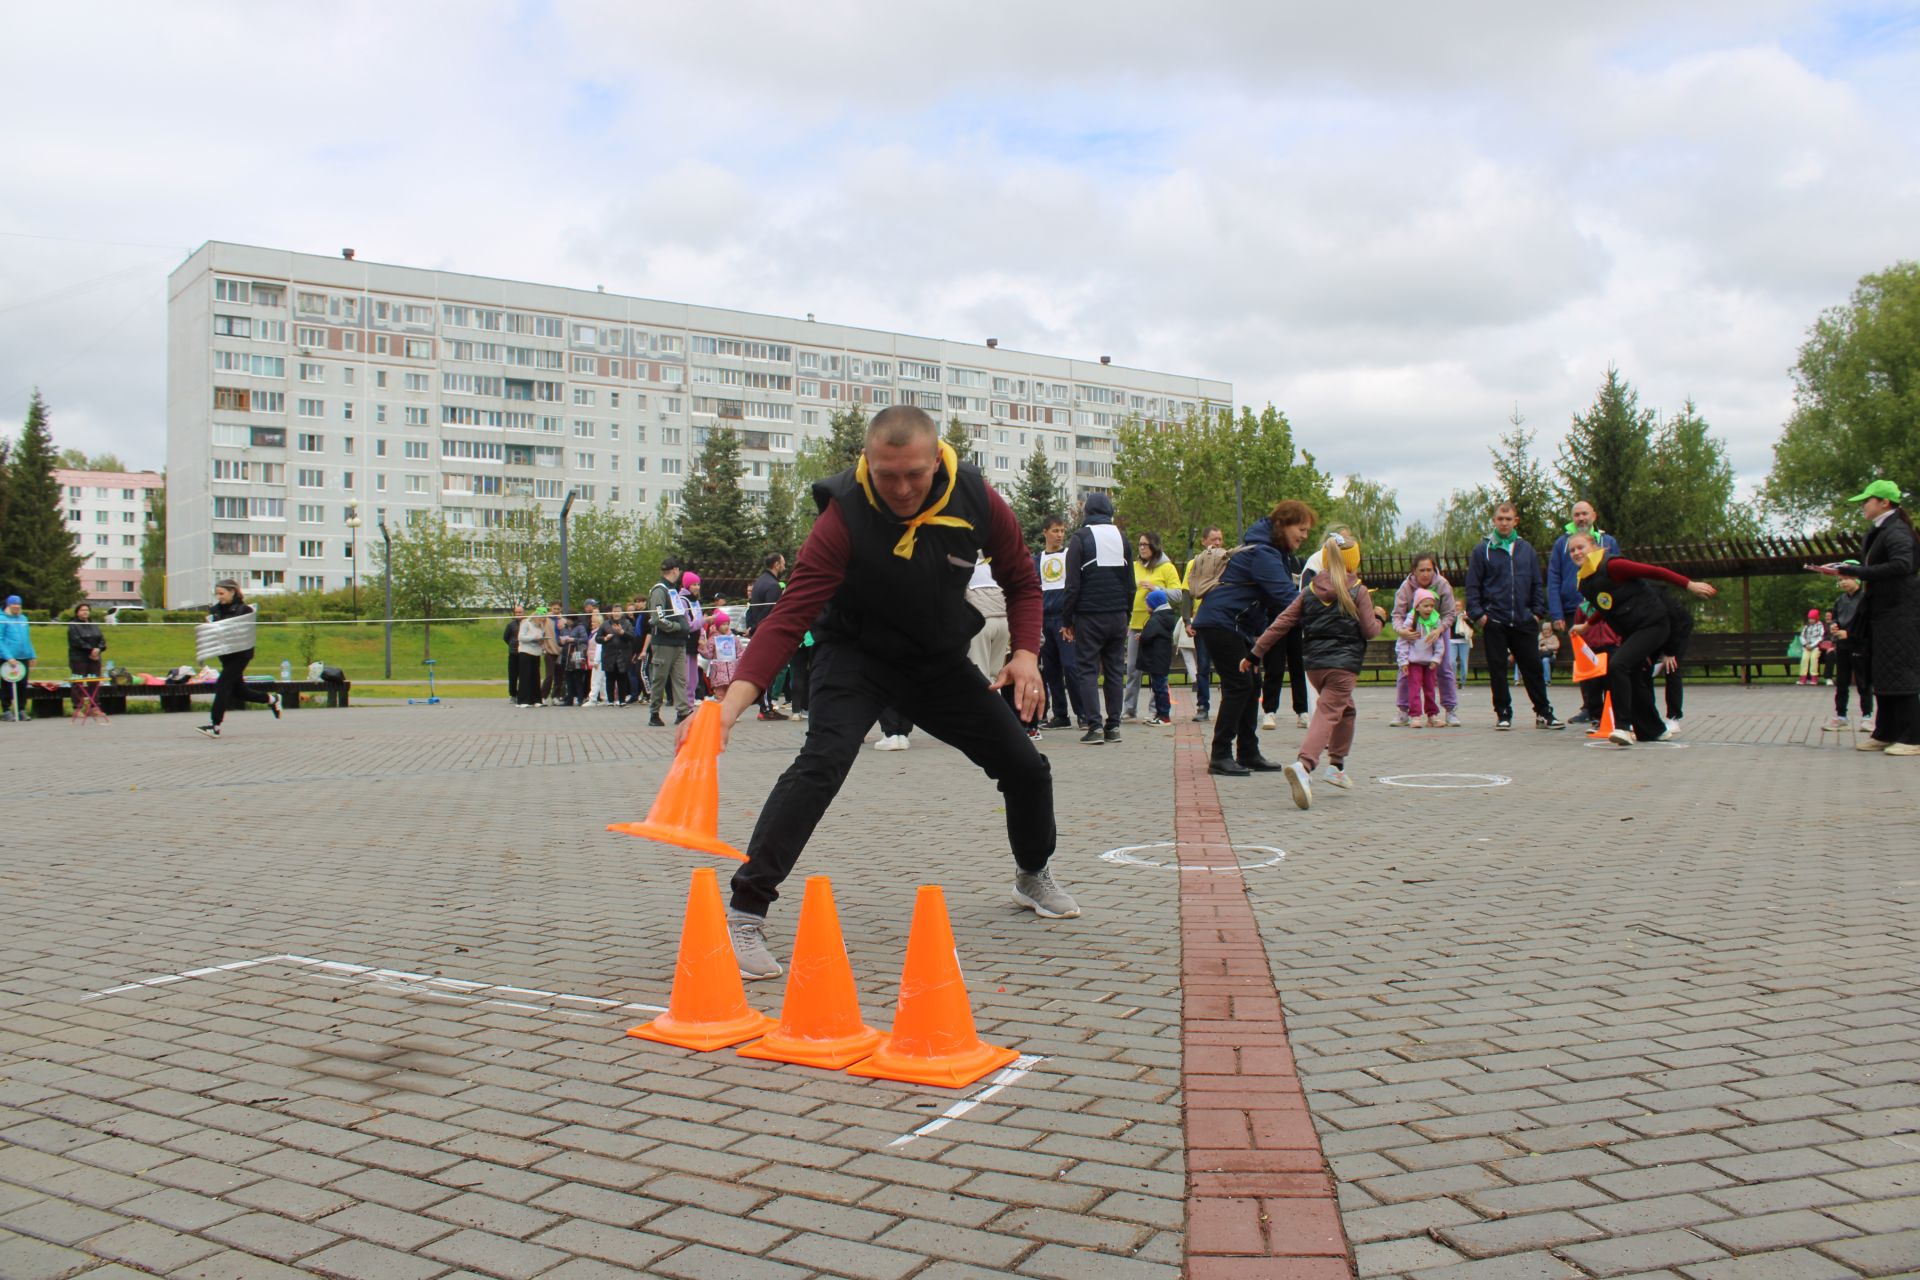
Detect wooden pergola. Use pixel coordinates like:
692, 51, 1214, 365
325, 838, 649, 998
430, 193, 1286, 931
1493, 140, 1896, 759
1357, 533, 1863, 681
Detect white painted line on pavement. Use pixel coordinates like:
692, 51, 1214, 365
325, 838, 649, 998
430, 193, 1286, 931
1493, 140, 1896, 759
1099, 841, 1287, 872
887, 1054, 1046, 1148
1377, 773, 1513, 788
83, 953, 667, 1016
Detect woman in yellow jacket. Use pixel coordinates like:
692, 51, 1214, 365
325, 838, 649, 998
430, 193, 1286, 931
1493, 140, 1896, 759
1125, 531, 1186, 719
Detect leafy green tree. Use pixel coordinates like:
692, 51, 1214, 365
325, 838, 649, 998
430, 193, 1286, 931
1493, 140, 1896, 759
56, 448, 129, 472
1, 391, 84, 611
474, 498, 553, 608
562, 505, 649, 608
1556, 367, 1657, 540
1011, 440, 1067, 546
678, 427, 758, 569
760, 463, 805, 563
943, 414, 975, 465
379, 513, 475, 658
1114, 403, 1330, 558
141, 478, 166, 606
1641, 400, 1745, 544
1764, 261, 1920, 529
1324, 474, 1402, 556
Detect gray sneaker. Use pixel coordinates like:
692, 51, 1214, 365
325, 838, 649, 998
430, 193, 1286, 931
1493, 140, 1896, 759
1012, 867, 1081, 919
727, 909, 783, 980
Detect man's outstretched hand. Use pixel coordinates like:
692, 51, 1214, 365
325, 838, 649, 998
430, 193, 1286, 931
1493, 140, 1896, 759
989, 649, 1047, 722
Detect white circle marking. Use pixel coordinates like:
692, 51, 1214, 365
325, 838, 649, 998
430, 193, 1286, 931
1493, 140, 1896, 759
1376, 772, 1513, 789
1098, 841, 1287, 872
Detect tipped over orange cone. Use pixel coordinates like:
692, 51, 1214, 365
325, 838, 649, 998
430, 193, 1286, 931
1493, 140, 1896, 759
609, 700, 745, 861
1588, 693, 1616, 740
628, 868, 775, 1052
738, 877, 884, 1070
847, 886, 1018, 1089
1571, 636, 1608, 684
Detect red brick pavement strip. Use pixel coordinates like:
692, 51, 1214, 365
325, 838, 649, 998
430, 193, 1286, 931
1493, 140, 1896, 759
1175, 716, 1357, 1280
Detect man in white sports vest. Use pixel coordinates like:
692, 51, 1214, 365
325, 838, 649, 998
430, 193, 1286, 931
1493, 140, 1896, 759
1059, 493, 1134, 744
1034, 515, 1084, 728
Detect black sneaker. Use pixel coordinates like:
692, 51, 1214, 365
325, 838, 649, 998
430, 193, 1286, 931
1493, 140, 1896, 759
1237, 755, 1287, 772
648, 712, 665, 727
758, 707, 788, 721
267, 691, 283, 720
1536, 714, 1566, 731
1043, 717, 1072, 730
1079, 727, 1104, 745
1103, 726, 1121, 743
1566, 711, 1592, 726
1495, 718, 1512, 731
1193, 709, 1210, 722
195, 723, 220, 739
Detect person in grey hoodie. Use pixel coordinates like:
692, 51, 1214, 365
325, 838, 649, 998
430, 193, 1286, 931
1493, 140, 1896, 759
1059, 493, 1135, 744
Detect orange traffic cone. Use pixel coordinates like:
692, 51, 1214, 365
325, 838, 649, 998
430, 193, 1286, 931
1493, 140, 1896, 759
628, 867, 775, 1052
847, 886, 1018, 1089
1571, 637, 1608, 684
1588, 692, 1616, 740
609, 700, 745, 861
738, 877, 885, 1070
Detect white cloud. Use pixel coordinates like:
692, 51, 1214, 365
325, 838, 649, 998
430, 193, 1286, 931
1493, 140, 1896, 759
1, 0, 1914, 528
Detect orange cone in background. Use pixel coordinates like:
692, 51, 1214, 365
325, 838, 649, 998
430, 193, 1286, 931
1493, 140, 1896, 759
608, 700, 745, 861
1589, 693, 1617, 740
738, 877, 885, 1070
847, 886, 1019, 1089
628, 867, 776, 1052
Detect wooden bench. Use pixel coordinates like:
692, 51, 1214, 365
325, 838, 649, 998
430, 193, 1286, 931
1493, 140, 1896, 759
23, 680, 351, 720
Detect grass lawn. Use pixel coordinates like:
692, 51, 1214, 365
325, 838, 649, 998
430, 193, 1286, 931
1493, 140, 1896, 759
29, 619, 516, 683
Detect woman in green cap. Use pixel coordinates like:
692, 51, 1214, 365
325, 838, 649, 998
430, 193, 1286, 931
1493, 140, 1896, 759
1817, 481, 1918, 754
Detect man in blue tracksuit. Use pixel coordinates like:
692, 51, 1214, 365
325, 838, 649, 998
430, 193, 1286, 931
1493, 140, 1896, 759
1034, 514, 1085, 729
1060, 492, 1134, 744
1545, 499, 1619, 723
1465, 503, 1565, 731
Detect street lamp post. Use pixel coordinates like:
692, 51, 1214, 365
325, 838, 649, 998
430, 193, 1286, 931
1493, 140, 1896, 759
558, 489, 578, 614
346, 502, 363, 615
378, 519, 393, 679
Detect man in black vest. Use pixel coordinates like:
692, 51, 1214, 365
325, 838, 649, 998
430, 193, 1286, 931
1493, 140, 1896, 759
1059, 492, 1134, 744
699, 406, 1075, 979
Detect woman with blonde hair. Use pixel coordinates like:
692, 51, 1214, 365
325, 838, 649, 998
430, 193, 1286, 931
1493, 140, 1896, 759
1243, 529, 1383, 808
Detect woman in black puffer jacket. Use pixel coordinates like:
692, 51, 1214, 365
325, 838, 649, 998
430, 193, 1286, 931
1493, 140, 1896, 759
67, 602, 107, 713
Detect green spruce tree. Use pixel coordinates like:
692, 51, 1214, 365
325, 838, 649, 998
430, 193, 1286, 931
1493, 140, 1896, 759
677, 427, 758, 570
1011, 440, 1067, 546
1489, 416, 1557, 551
760, 463, 804, 563
943, 414, 974, 465
140, 478, 166, 606
2, 391, 84, 611
1556, 367, 1657, 540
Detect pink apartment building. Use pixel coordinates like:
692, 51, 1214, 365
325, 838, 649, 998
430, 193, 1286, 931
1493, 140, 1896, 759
56, 469, 163, 606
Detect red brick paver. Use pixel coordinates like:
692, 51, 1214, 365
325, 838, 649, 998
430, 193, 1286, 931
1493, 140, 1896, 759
1175, 718, 1356, 1277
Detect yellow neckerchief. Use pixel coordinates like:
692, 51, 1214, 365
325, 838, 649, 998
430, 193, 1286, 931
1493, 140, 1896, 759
1575, 548, 1605, 581
855, 440, 973, 560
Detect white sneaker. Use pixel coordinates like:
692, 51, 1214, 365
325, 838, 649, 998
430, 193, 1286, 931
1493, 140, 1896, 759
1261, 712, 1277, 730
1665, 717, 1683, 736
1322, 766, 1353, 790
1822, 716, 1848, 731
1282, 760, 1312, 810
1297, 713, 1310, 728
873, 734, 909, 751
1390, 712, 1410, 727
1608, 729, 1634, 747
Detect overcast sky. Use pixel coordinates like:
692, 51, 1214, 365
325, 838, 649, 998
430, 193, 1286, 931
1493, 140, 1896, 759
2, 1, 1916, 523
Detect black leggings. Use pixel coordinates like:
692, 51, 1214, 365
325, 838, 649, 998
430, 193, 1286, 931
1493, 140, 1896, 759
211, 651, 274, 726
1606, 621, 1669, 741
1872, 692, 1919, 746
1834, 649, 1873, 718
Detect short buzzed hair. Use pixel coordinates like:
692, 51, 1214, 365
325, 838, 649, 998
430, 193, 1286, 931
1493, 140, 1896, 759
1042, 513, 1066, 530
1495, 501, 1519, 516
866, 405, 938, 448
